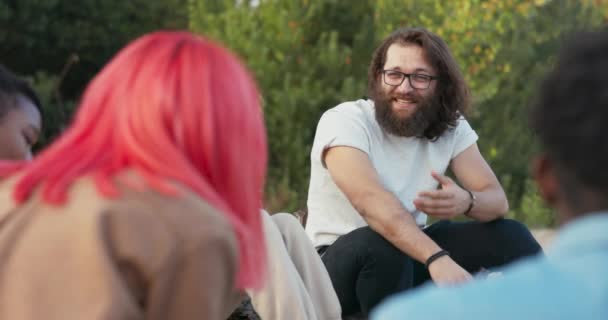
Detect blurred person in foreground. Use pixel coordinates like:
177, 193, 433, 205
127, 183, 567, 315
372, 28, 608, 320
0, 64, 42, 160
0, 31, 267, 320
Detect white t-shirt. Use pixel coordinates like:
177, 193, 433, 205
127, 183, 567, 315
305, 99, 478, 247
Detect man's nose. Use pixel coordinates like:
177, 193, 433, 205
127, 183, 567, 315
395, 77, 414, 94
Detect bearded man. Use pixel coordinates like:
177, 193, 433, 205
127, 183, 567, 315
305, 27, 542, 318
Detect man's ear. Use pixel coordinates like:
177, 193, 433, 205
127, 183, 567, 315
531, 154, 559, 207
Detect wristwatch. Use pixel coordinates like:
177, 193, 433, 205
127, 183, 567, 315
463, 189, 476, 216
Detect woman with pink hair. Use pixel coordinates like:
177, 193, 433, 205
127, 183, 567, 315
0, 31, 266, 319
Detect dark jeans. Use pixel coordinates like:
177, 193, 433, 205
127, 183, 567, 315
320, 219, 543, 317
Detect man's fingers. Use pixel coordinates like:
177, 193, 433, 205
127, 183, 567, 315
415, 205, 454, 218
418, 190, 454, 199
415, 202, 458, 218
435, 272, 471, 286
431, 171, 453, 185
424, 211, 452, 219
414, 198, 453, 209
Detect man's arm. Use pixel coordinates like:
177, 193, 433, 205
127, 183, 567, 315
452, 143, 509, 221
324, 146, 471, 285
414, 143, 508, 222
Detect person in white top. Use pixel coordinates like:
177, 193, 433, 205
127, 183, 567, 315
305, 27, 542, 318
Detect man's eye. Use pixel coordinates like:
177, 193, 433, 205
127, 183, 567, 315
412, 74, 431, 82
386, 72, 402, 78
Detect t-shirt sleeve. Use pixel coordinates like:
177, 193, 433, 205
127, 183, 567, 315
452, 118, 479, 159
311, 106, 371, 168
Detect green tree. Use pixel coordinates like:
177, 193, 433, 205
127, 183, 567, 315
191, 0, 368, 210
0, 0, 188, 100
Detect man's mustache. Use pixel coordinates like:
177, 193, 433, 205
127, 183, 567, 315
390, 93, 421, 103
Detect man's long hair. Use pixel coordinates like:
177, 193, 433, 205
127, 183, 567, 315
0, 31, 268, 290
367, 27, 470, 140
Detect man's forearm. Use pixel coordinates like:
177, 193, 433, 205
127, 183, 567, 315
466, 186, 509, 222
354, 190, 442, 263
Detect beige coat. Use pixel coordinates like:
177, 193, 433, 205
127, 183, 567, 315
0, 175, 241, 320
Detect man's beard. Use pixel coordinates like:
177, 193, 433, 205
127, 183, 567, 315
371, 85, 442, 138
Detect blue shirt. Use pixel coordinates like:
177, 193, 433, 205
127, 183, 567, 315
371, 213, 608, 320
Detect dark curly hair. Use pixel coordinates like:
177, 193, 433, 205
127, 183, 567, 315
367, 27, 470, 140
0, 64, 42, 119
530, 28, 608, 208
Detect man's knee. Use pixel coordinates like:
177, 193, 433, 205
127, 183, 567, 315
488, 218, 532, 239
488, 218, 543, 256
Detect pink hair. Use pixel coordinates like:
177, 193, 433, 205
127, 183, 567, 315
0, 31, 267, 289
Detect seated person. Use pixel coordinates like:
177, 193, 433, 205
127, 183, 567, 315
0, 64, 42, 160
372, 28, 608, 320
0, 37, 340, 320
305, 27, 542, 317
0, 31, 266, 320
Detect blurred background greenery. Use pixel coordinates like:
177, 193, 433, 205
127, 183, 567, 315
2, 0, 606, 228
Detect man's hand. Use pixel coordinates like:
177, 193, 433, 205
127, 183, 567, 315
413, 171, 471, 219
325, 147, 450, 264
427, 255, 473, 286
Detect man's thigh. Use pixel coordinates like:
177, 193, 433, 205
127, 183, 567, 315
423, 219, 542, 272
321, 226, 416, 314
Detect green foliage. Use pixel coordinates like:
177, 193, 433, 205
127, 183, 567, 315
26, 72, 76, 149
0, 0, 188, 100
190, 0, 606, 227
190, 0, 368, 210
469, 0, 603, 224
508, 179, 556, 228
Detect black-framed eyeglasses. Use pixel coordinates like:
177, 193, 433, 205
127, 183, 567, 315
382, 70, 438, 90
